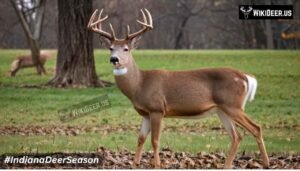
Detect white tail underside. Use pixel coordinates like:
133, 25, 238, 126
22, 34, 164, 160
243, 75, 258, 109
10, 59, 20, 71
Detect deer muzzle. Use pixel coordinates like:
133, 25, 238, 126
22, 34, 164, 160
110, 56, 119, 65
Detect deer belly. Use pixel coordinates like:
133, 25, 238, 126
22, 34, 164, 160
164, 106, 217, 119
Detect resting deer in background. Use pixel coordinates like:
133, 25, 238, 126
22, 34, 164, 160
88, 9, 269, 168
10, 50, 52, 76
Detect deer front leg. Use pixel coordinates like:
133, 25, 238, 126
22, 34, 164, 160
134, 116, 150, 165
150, 113, 163, 168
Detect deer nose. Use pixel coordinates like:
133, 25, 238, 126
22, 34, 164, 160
110, 56, 119, 65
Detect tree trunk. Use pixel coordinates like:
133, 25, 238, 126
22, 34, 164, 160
48, 0, 103, 88
264, 0, 274, 49
242, 21, 256, 48
175, 16, 190, 49
265, 21, 274, 49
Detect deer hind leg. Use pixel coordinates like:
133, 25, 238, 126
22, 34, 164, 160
41, 63, 47, 75
134, 116, 150, 165
150, 113, 163, 168
10, 59, 21, 77
217, 111, 242, 169
222, 107, 269, 168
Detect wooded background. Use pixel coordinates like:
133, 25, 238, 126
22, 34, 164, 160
1, 0, 299, 49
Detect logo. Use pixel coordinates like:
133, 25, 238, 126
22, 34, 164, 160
240, 6, 253, 19
58, 94, 110, 122
239, 5, 293, 20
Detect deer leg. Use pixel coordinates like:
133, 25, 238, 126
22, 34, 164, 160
11, 68, 19, 77
150, 113, 163, 168
36, 65, 42, 75
134, 116, 150, 165
41, 64, 47, 75
222, 107, 269, 168
217, 112, 242, 169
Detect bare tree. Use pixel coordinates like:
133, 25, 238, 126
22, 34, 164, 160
174, 0, 208, 49
48, 0, 103, 87
10, 0, 46, 75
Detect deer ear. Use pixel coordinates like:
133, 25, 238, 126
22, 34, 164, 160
129, 36, 142, 49
100, 37, 111, 48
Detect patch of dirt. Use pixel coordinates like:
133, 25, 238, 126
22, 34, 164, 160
1, 124, 299, 136
0, 125, 139, 136
0, 125, 225, 136
0, 79, 114, 89
1, 148, 299, 169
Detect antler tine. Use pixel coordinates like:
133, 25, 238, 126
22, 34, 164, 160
127, 8, 153, 40
87, 9, 114, 41
96, 8, 103, 27
127, 25, 130, 36
145, 8, 153, 28
109, 23, 116, 40
90, 13, 108, 27
87, 9, 98, 29
136, 9, 147, 28
136, 9, 153, 28
95, 8, 104, 27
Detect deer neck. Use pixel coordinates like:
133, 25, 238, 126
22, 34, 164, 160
114, 55, 142, 100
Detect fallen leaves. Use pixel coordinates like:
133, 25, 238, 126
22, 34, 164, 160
0, 125, 140, 136
1, 124, 299, 137
97, 147, 300, 169
0, 124, 223, 136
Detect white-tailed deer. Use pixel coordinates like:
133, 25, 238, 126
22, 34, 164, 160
10, 50, 52, 76
88, 9, 269, 168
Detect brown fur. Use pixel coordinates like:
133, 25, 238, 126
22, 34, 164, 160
133, 68, 247, 116
112, 46, 269, 169
10, 51, 52, 76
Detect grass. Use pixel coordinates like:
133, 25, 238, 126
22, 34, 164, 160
0, 49, 299, 154
0, 129, 298, 154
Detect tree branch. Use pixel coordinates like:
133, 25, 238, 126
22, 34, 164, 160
10, 0, 33, 39
33, 0, 45, 39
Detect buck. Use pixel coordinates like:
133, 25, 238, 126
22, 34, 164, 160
10, 50, 51, 76
88, 9, 269, 168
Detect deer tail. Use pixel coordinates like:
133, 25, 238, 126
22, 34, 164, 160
242, 74, 258, 109
11, 59, 21, 72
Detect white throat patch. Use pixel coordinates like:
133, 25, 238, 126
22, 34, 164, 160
113, 67, 128, 76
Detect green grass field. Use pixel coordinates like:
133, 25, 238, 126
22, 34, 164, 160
0, 49, 299, 155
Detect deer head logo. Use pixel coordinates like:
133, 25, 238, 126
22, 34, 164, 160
240, 6, 253, 19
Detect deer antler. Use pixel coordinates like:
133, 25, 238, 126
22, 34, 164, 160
247, 6, 253, 12
87, 9, 116, 41
126, 8, 153, 40
240, 6, 246, 13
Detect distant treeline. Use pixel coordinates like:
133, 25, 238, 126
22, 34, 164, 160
0, 0, 299, 49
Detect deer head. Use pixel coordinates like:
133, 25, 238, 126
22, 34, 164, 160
240, 6, 253, 19
87, 9, 153, 74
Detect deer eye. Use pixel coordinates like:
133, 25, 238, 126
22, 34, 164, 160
124, 48, 129, 52
109, 47, 113, 51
